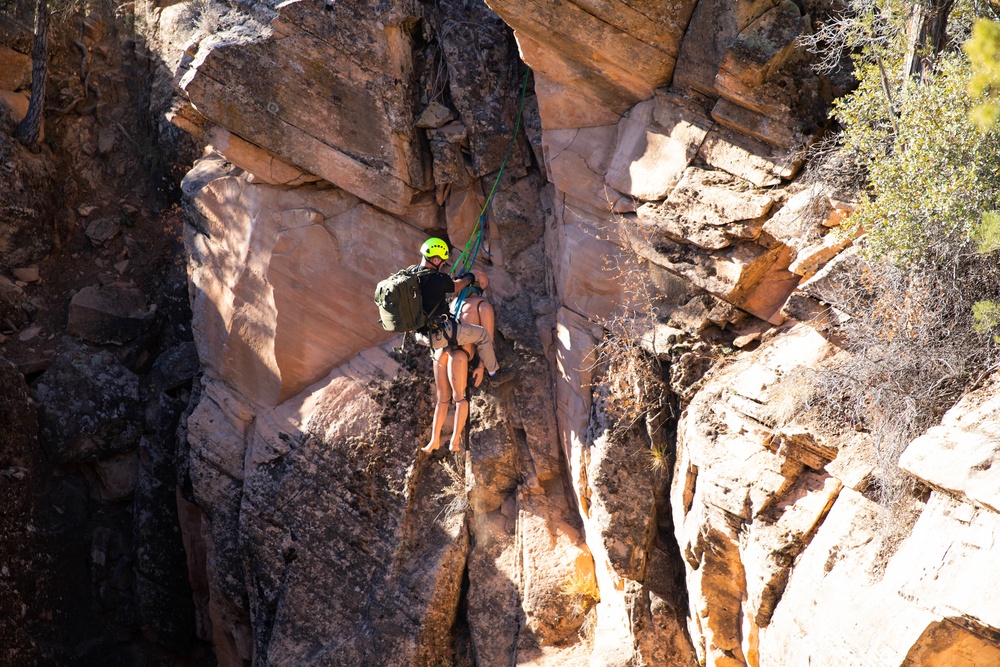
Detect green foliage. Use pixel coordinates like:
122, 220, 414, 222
971, 209, 1000, 252
836, 53, 1000, 265
973, 299, 1000, 333
965, 18, 1000, 128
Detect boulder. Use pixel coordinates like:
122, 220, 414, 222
149, 342, 201, 393
543, 124, 618, 212
785, 245, 863, 319
670, 294, 742, 333
201, 124, 318, 187
427, 121, 472, 190
605, 92, 714, 202
735, 244, 799, 325
415, 100, 455, 129
711, 97, 815, 151
35, 349, 143, 463
899, 376, 1000, 512
762, 185, 835, 263
635, 167, 774, 250
787, 234, 854, 279
780, 292, 850, 332
11, 266, 39, 283
85, 217, 121, 246
0, 90, 28, 122
92, 450, 140, 500
67, 284, 156, 346
628, 230, 784, 310
716, 1, 808, 94
673, 0, 780, 97
758, 488, 940, 666
891, 492, 1000, 640
698, 126, 801, 187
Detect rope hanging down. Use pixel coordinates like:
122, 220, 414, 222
450, 66, 531, 310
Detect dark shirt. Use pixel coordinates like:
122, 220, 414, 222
418, 270, 455, 328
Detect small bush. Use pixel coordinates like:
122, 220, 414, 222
432, 459, 468, 521
179, 0, 227, 38
591, 241, 670, 439
836, 53, 1000, 265
561, 569, 600, 615
973, 299, 1000, 334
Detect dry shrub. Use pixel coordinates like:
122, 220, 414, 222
576, 609, 597, 645
560, 569, 600, 616
180, 0, 226, 36
824, 254, 1000, 507
591, 234, 671, 440
433, 458, 468, 521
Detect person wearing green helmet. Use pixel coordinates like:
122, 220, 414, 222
413, 237, 511, 453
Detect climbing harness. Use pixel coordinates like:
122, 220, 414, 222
450, 66, 531, 316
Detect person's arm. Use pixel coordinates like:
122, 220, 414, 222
452, 271, 476, 293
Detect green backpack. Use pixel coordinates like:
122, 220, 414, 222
374, 266, 434, 332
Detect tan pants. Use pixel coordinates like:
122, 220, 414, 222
416, 321, 499, 373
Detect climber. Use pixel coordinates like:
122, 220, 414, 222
414, 238, 510, 453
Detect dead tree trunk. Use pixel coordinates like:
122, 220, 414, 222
14, 0, 50, 148
903, 0, 956, 81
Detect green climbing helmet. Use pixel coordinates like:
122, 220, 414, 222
421, 237, 450, 261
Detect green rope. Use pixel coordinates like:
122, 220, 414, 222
451, 66, 531, 318
451, 66, 531, 280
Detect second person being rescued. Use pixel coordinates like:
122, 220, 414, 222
413, 237, 512, 453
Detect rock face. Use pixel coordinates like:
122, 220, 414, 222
177, 0, 427, 215
35, 349, 144, 464
0, 123, 56, 271
0, 360, 46, 664
150, 0, 1000, 666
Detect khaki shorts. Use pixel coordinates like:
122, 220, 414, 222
415, 320, 499, 374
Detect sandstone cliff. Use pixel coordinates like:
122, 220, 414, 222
111, 0, 1000, 665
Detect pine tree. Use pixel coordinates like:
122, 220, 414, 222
14, 0, 49, 149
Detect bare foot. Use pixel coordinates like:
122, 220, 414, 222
472, 364, 485, 388
421, 440, 441, 453
449, 440, 464, 452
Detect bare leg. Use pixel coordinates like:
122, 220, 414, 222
459, 296, 496, 387
422, 350, 452, 453
476, 299, 495, 340
448, 349, 469, 451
